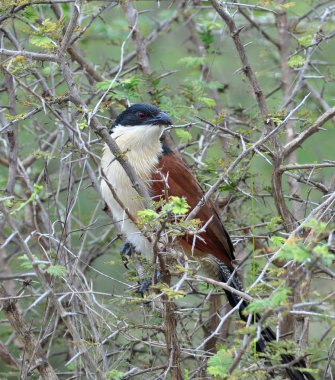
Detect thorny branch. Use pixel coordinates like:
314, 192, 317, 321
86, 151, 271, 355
0, 1, 334, 378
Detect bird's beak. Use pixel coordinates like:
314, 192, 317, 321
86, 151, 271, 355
150, 111, 173, 126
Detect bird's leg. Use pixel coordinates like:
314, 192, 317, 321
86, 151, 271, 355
120, 242, 158, 294
120, 242, 136, 269
138, 271, 161, 295
138, 249, 172, 294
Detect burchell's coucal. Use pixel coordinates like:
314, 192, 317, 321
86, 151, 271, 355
101, 103, 315, 380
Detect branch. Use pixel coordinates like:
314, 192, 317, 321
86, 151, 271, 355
0, 341, 20, 369
122, 0, 152, 75
209, 0, 270, 120
0, 48, 59, 62
276, 3, 303, 223
281, 6, 332, 109
58, 0, 81, 55
304, 80, 335, 124
248, 190, 335, 293
0, 204, 106, 380
194, 275, 253, 302
284, 105, 335, 158
0, 285, 59, 379
239, 8, 280, 48
0, 0, 76, 24
0, 67, 18, 195
280, 162, 335, 173
109, 4, 183, 76
186, 95, 309, 223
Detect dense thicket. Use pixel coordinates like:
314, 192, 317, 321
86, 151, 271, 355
0, 1, 334, 379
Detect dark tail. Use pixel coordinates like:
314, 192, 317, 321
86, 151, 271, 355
218, 262, 315, 380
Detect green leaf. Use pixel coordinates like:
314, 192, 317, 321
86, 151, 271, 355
246, 288, 291, 313
18, 254, 46, 270
122, 76, 141, 90
200, 20, 222, 31
79, 120, 88, 130
33, 183, 43, 193
95, 76, 142, 102
313, 244, 333, 266
206, 81, 225, 90
245, 299, 268, 314
266, 217, 282, 232
162, 196, 190, 215
178, 56, 206, 68
199, 96, 216, 108
42, 66, 51, 76
279, 242, 311, 263
18, 254, 35, 270
270, 236, 286, 247
281, 1, 296, 8
272, 117, 282, 126
288, 55, 306, 68
41, 18, 59, 34
106, 370, 124, 380
11, 183, 43, 215
3, 199, 13, 208
137, 209, 159, 222
45, 265, 67, 277
207, 348, 233, 378
198, 29, 214, 48
96, 80, 118, 91
31, 35, 54, 49
154, 283, 186, 300
175, 129, 192, 142
65, 362, 75, 370
271, 287, 291, 306
22, 7, 39, 22
303, 218, 328, 234
298, 35, 313, 47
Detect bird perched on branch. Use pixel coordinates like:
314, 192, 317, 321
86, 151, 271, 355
101, 103, 315, 380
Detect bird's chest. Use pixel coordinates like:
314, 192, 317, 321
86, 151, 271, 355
101, 126, 162, 217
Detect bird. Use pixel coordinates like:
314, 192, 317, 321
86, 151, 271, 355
101, 103, 315, 380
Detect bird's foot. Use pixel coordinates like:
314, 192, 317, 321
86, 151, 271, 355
138, 272, 161, 295
120, 242, 137, 269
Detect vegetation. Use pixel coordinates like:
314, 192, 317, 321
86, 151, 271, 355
0, 1, 334, 379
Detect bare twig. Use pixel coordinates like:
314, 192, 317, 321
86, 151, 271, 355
0, 285, 59, 379
284, 105, 335, 158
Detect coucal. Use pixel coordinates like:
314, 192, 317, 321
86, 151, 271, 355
101, 103, 315, 380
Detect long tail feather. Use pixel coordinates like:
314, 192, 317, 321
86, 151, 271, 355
217, 262, 315, 380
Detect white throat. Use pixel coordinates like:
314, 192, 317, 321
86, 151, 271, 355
111, 124, 163, 152
101, 123, 163, 191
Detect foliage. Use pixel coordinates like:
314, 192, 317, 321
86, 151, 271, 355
246, 287, 291, 314
288, 55, 306, 68
45, 264, 67, 277
106, 370, 125, 380
18, 254, 45, 270
0, 1, 334, 379
138, 196, 191, 223
298, 35, 314, 47
175, 128, 192, 142
207, 347, 234, 378
161, 196, 191, 215
152, 283, 186, 300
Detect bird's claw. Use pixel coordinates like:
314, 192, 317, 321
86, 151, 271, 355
120, 242, 135, 269
139, 278, 152, 295
138, 271, 161, 295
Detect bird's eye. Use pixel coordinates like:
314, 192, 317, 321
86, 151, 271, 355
137, 112, 146, 120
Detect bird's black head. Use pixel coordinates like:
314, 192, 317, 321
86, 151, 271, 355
113, 103, 173, 128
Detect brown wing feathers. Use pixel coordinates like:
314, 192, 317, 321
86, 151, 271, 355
151, 152, 234, 267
